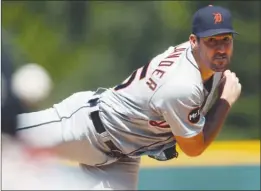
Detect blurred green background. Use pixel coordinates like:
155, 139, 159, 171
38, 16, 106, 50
2, 1, 260, 190
2, 1, 260, 140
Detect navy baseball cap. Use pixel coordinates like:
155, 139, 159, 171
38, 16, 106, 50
192, 5, 238, 37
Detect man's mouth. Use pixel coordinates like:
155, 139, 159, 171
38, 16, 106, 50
214, 56, 227, 61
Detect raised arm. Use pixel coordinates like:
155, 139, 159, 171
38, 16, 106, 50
150, 70, 241, 157
176, 70, 241, 156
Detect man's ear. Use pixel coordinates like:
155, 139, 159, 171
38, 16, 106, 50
189, 34, 198, 49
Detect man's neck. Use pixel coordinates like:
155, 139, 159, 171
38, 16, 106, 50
200, 67, 215, 82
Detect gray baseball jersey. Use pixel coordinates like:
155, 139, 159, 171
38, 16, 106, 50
16, 41, 221, 164
98, 41, 222, 157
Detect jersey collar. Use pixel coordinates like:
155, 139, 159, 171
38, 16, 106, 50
186, 45, 200, 71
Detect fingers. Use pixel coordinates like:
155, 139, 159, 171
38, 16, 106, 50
220, 70, 242, 105
223, 70, 239, 82
224, 70, 234, 77
223, 70, 231, 76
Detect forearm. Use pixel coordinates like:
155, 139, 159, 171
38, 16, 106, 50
202, 98, 231, 148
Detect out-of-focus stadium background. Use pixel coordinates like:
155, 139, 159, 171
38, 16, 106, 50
2, 1, 260, 190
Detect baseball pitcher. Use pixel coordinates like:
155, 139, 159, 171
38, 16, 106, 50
15, 5, 241, 190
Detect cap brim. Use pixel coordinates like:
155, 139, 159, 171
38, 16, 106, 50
196, 29, 239, 37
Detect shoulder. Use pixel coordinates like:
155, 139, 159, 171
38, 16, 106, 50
151, 41, 190, 63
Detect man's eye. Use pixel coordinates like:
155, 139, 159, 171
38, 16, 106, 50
208, 38, 215, 43
223, 37, 231, 42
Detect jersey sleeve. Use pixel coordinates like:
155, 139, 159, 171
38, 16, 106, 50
150, 82, 205, 138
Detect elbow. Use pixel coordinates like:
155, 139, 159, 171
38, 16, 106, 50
175, 132, 206, 157
183, 147, 205, 157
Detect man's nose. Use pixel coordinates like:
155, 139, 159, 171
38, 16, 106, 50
216, 43, 226, 53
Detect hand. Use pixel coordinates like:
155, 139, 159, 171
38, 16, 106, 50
219, 70, 242, 106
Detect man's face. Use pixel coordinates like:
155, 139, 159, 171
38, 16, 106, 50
198, 33, 234, 72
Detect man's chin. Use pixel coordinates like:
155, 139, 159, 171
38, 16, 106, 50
213, 67, 227, 72
211, 63, 229, 72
